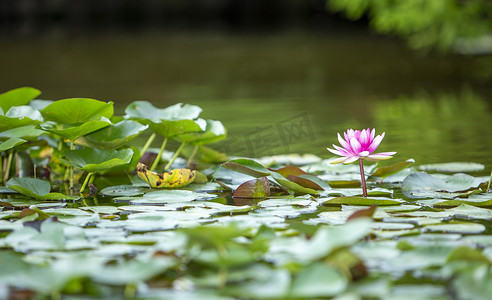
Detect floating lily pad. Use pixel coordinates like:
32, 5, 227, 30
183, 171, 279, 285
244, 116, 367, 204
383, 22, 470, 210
424, 222, 486, 234
233, 177, 271, 198
61, 148, 134, 173
75, 120, 149, 150
0, 87, 41, 111
370, 159, 415, 178
323, 196, 403, 206
402, 172, 483, 199
270, 172, 319, 195
418, 162, 485, 173
287, 174, 331, 191
100, 185, 146, 197
222, 159, 271, 178
40, 98, 114, 124
6, 178, 79, 200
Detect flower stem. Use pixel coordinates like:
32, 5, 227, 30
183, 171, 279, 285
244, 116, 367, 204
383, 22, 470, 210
69, 140, 75, 190
164, 142, 186, 171
359, 158, 367, 197
150, 137, 168, 171
141, 132, 156, 156
186, 145, 199, 169
79, 172, 93, 194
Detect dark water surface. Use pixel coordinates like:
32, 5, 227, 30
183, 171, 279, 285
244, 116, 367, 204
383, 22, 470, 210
1, 31, 491, 171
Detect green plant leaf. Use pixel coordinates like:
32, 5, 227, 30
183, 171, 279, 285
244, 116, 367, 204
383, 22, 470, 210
40, 98, 113, 124
174, 119, 227, 145
0, 87, 41, 112
149, 119, 204, 138
287, 174, 331, 191
290, 264, 347, 297
323, 196, 403, 206
0, 125, 44, 140
6, 178, 79, 200
61, 148, 134, 173
39, 118, 112, 140
418, 162, 485, 173
75, 120, 149, 150
270, 172, 319, 195
222, 159, 271, 177
124, 101, 202, 122
402, 172, 483, 199
0, 137, 27, 151
370, 158, 415, 178
233, 177, 271, 198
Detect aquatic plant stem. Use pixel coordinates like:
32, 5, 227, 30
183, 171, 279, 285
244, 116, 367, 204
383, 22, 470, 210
359, 158, 367, 197
69, 140, 75, 190
487, 169, 492, 193
164, 142, 186, 171
186, 145, 199, 168
0, 154, 3, 184
4, 150, 13, 183
141, 132, 156, 155
79, 173, 93, 194
150, 137, 168, 171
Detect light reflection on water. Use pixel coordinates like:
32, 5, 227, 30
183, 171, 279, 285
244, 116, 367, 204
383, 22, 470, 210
1, 32, 491, 171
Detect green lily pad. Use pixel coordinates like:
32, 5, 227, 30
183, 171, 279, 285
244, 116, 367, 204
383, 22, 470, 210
269, 166, 307, 177
287, 174, 331, 191
290, 264, 347, 298
149, 119, 204, 138
40, 118, 112, 141
0, 87, 41, 111
418, 162, 485, 173
175, 119, 227, 145
233, 177, 271, 198
0, 137, 27, 151
402, 172, 483, 199
270, 172, 319, 195
75, 120, 149, 150
222, 159, 271, 178
0, 106, 43, 132
323, 196, 403, 206
100, 185, 146, 197
61, 148, 134, 173
424, 222, 486, 234
124, 101, 202, 122
370, 159, 415, 178
6, 178, 79, 200
0, 125, 44, 140
40, 98, 114, 124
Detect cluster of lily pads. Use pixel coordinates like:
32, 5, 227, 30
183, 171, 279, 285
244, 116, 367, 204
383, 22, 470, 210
1, 86, 492, 299
0, 87, 227, 197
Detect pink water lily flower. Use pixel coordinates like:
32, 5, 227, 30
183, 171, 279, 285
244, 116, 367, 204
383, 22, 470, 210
327, 128, 396, 165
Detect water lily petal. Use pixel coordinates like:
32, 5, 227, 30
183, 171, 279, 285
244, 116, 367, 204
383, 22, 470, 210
333, 144, 353, 156
337, 133, 351, 151
343, 156, 359, 164
327, 147, 348, 157
350, 137, 362, 154
359, 129, 370, 147
365, 154, 394, 161
330, 157, 348, 164
367, 132, 385, 154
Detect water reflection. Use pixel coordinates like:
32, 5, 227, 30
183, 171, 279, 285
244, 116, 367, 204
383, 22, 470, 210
1, 32, 491, 171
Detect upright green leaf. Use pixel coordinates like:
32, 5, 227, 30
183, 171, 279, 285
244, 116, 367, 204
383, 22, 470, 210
0, 87, 41, 112
41, 98, 113, 124
75, 120, 149, 150
61, 148, 133, 173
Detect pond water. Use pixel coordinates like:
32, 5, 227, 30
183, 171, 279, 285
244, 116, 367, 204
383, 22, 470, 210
1, 30, 492, 172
